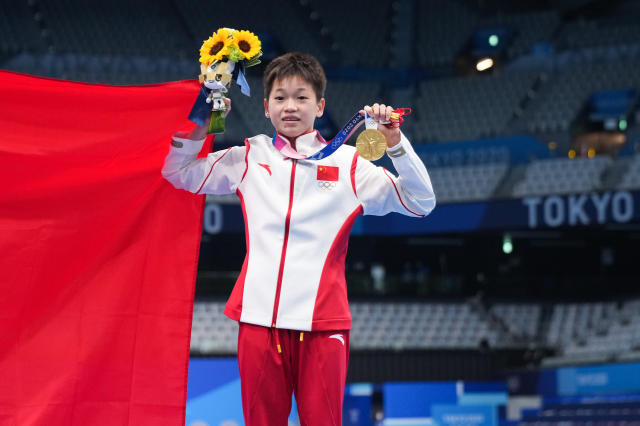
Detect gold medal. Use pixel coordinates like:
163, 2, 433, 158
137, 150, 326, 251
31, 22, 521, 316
356, 129, 387, 161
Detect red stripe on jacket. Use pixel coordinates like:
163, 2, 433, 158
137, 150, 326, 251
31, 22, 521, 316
311, 205, 363, 331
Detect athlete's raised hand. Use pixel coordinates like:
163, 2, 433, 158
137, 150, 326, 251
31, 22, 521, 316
360, 103, 401, 148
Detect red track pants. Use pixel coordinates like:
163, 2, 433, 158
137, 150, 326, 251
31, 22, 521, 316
237, 323, 350, 426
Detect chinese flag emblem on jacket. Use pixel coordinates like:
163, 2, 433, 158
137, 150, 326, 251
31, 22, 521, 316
317, 165, 339, 181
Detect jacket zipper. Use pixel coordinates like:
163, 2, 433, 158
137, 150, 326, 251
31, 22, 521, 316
271, 158, 297, 327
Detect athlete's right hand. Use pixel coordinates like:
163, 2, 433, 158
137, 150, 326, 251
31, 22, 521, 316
178, 97, 232, 141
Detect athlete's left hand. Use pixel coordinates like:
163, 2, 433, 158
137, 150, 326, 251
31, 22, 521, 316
360, 103, 401, 148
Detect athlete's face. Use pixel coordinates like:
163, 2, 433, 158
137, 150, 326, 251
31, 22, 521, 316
264, 76, 325, 139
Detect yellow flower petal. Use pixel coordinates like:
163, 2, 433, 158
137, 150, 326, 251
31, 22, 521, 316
231, 30, 262, 60
199, 28, 233, 65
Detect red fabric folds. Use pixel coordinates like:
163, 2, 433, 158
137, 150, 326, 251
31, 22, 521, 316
0, 71, 208, 425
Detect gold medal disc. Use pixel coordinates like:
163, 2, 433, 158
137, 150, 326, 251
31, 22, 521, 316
356, 129, 387, 161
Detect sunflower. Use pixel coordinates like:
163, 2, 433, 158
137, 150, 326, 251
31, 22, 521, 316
199, 28, 232, 65
231, 30, 261, 60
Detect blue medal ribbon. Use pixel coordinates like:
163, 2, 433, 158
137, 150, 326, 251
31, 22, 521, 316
272, 112, 365, 161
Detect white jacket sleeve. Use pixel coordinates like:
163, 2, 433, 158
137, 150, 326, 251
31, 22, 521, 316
161, 135, 246, 195
355, 132, 436, 217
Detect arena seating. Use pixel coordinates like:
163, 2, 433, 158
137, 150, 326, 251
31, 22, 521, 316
173, 0, 330, 64
542, 300, 640, 367
619, 153, 640, 190
413, 71, 539, 142
4, 52, 197, 85
191, 302, 239, 354
512, 156, 612, 197
0, 1, 40, 56
429, 162, 509, 203
513, 60, 640, 135
414, 0, 476, 71
556, 14, 640, 51
190, 300, 503, 354
36, 0, 191, 57
324, 80, 383, 129
190, 298, 640, 365
305, 0, 391, 67
415, 1, 562, 69
350, 302, 501, 350
490, 303, 541, 341
480, 10, 560, 60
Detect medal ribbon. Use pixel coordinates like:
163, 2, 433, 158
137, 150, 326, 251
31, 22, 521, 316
385, 108, 412, 129
272, 112, 365, 161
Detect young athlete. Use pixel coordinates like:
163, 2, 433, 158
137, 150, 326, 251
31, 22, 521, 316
162, 52, 436, 425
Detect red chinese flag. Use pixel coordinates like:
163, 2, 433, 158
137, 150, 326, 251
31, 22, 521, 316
0, 71, 209, 425
317, 165, 339, 181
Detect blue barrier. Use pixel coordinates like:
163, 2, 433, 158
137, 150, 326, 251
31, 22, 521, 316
185, 358, 244, 426
381, 381, 505, 425
432, 404, 496, 426
344, 383, 374, 426
382, 382, 458, 418
557, 362, 640, 397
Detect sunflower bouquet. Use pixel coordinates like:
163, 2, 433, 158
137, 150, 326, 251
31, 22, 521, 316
188, 27, 262, 134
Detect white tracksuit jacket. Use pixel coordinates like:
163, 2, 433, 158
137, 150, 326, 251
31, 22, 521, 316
162, 130, 436, 331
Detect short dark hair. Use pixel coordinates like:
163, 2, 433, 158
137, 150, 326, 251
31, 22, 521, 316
263, 52, 326, 101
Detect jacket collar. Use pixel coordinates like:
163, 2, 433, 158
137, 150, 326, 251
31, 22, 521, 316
276, 130, 328, 156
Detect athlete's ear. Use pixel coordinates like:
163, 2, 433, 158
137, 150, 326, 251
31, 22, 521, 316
264, 98, 270, 118
316, 98, 325, 118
